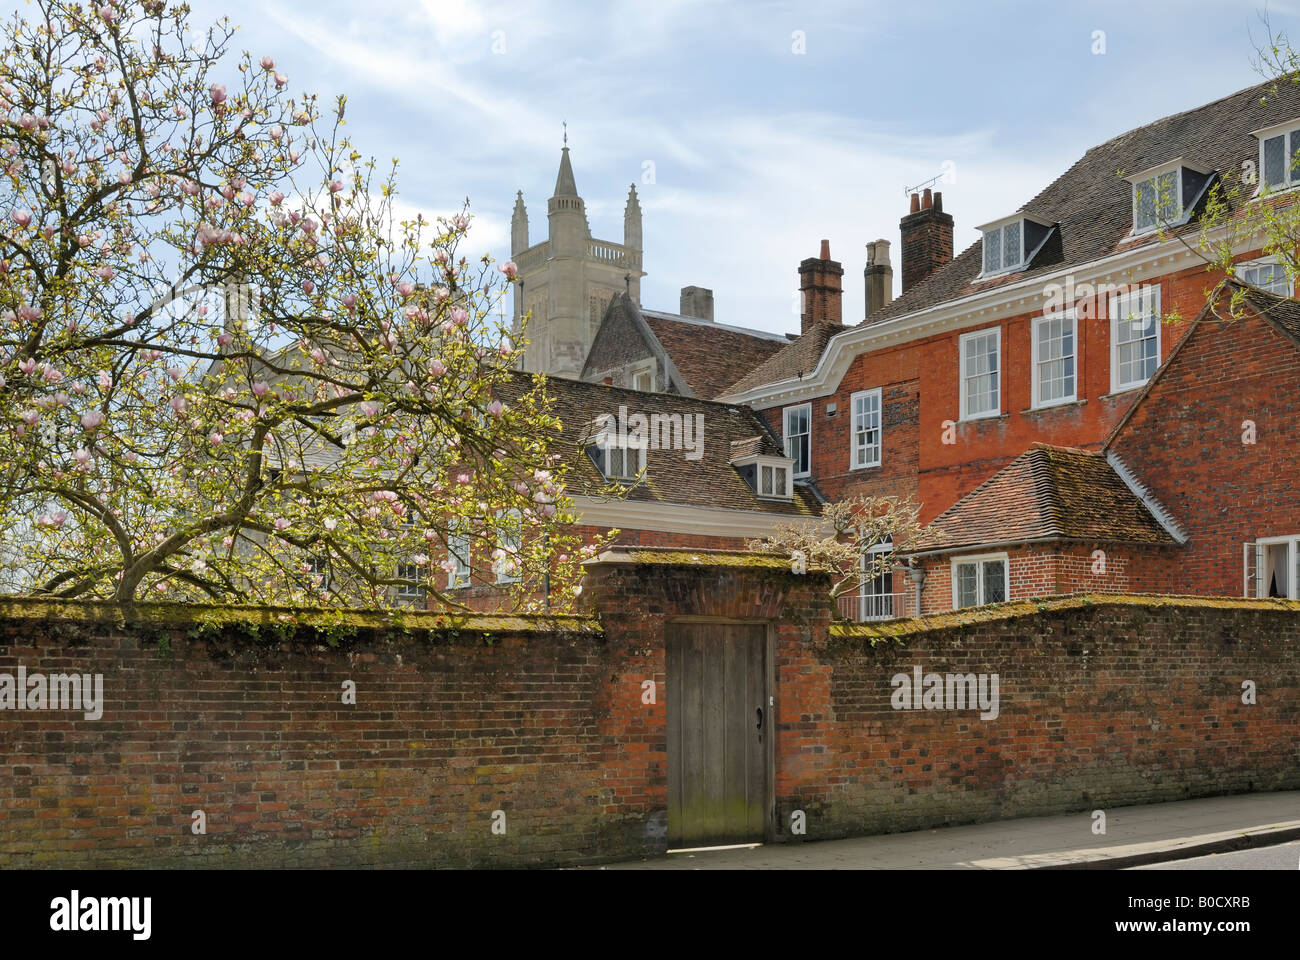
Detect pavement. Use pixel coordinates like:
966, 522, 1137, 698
597, 791, 1300, 869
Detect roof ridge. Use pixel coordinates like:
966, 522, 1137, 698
641, 310, 790, 342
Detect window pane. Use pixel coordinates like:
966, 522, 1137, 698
1265, 135, 1286, 186
853, 392, 880, 467
956, 563, 978, 609
983, 228, 1001, 272
1002, 222, 1021, 267
761, 465, 773, 495
1036, 314, 1075, 404
982, 559, 1007, 604
1135, 178, 1156, 230
1291, 131, 1300, 185
963, 332, 999, 416
1156, 170, 1179, 221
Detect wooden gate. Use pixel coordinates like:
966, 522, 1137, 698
666, 620, 769, 847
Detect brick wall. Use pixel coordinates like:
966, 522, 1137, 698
1111, 303, 1300, 597
793, 595, 1300, 838
4, 561, 1299, 868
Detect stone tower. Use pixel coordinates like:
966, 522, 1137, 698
511, 147, 646, 376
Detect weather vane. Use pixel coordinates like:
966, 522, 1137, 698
562, 121, 567, 147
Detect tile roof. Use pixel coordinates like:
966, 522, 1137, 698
904, 444, 1178, 554
497, 373, 820, 517
721, 320, 846, 396
867, 78, 1300, 325
637, 307, 787, 399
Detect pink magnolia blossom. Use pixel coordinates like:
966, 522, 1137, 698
328, 180, 344, 193
252, 381, 271, 398
97, 370, 112, 390
395, 281, 415, 299
18, 357, 36, 375
309, 348, 326, 364
181, 180, 199, 196
274, 518, 291, 531
73, 448, 91, 465
209, 84, 227, 106
93, 266, 115, 281
216, 332, 233, 348
17, 114, 36, 131
499, 261, 518, 279
451, 214, 470, 232
20, 409, 39, 426
428, 359, 446, 379
10, 209, 32, 228
301, 280, 315, 295
324, 518, 338, 531
451, 307, 468, 326
487, 400, 505, 418
341, 293, 357, 311
170, 396, 187, 415
269, 191, 285, 205
499, 339, 513, 357
208, 432, 223, 446
42, 365, 63, 383
260, 55, 275, 70
97, 5, 117, 23
81, 410, 104, 430
275, 73, 288, 87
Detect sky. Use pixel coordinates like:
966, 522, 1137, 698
105, 0, 1300, 331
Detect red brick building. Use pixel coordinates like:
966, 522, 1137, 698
715, 78, 1300, 616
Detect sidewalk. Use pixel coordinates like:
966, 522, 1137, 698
598, 792, 1300, 869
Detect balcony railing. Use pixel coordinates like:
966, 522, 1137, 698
836, 591, 905, 623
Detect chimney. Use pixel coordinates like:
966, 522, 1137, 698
798, 239, 843, 335
679, 285, 714, 322
864, 240, 894, 319
900, 189, 953, 292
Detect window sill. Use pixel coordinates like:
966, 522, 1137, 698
1099, 385, 1146, 400
958, 412, 1009, 424
850, 461, 882, 472
1020, 398, 1086, 416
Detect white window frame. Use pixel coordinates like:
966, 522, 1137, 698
1253, 120, 1300, 194
1236, 256, 1294, 296
447, 522, 471, 589
1031, 309, 1078, 409
757, 461, 791, 500
493, 508, 522, 584
602, 438, 645, 482
850, 388, 882, 470
395, 562, 427, 602
1131, 167, 1183, 235
783, 403, 812, 478
980, 219, 1026, 277
959, 327, 1001, 421
629, 360, 656, 392
950, 552, 1010, 610
1254, 535, 1300, 599
1109, 285, 1162, 394
857, 538, 896, 622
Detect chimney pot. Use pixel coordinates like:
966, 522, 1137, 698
603, 376, 613, 385
864, 239, 894, 319
909, 192, 921, 214
798, 241, 844, 335
900, 193, 954, 293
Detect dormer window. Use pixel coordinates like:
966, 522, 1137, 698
582, 415, 646, 483
730, 451, 794, 501
1252, 120, 1300, 191
977, 215, 1053, 278
1124, 159, 1213, 235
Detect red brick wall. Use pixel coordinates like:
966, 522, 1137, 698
3, 570, 1299, 867
1110, 301, 1300, 597
914, 543, 1183, 614
778, 257, 1262, 526
789, 597, 1300, 838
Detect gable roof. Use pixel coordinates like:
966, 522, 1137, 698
723, 320, 845, 396
497, 372, 819, 517
1104, 281, 1300, 449
587, 294, 787, 399
904, 444, 1179, 555
866, 78, 1300, 326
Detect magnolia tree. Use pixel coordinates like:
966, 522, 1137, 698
0, 0, 609, 610
745, 494, 924, 602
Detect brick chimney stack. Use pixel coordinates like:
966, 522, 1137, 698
798, 239, 843, 335
864, 239, 894, 319
900, 188, 953, 292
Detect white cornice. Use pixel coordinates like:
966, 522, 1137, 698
570, 496, 827, 538
720, 225, 1258, 410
